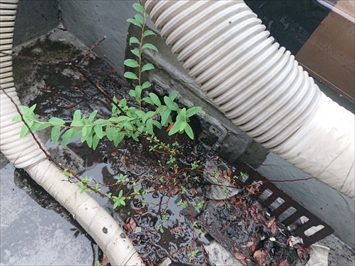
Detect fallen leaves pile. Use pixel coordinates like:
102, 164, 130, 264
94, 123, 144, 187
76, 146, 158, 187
198, 181, 310, 266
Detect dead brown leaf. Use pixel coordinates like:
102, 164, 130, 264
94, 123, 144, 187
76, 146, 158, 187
40, 88, 51, 93
273, 258, 291, 266
121, 155, 126, 166
294, 244, 310, 264
246, 183, 260, 195
270, 220, 278, 235
189, 188, 197, 196
171, 226, 183, 233
266, 216, 275, 228
169, 186, 181, 196
227, 167, 232, 177
65, 103, 75, 109
54, 91, 60, 100
123, 217, 136, 232
101, 254, 109, 266
233, 244, 248, 266
253, 249, 269, 265
246, 237, 256, 254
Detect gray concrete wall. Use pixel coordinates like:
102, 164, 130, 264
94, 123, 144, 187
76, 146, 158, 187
13, 0, 355, 249
14, 0, 58, 46
59, 0, 138, 75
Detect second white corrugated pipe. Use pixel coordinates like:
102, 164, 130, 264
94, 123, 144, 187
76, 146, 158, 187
0, 0, 143, 265
144, 0, 354, 199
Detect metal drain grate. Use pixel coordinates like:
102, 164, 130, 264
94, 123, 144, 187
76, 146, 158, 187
237, 163, 334, 247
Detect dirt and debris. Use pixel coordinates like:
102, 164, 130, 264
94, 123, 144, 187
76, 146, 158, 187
10, 34, 313, 266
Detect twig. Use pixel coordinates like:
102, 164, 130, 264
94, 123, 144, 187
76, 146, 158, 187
266, 176, 314, 183
73, 66, 125, 114
0, 85, 106, 197
77, 36, 107, 66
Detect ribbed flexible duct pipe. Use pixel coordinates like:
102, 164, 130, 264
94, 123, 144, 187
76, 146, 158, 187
144, 0, 354, 199
0, 1, 143, 265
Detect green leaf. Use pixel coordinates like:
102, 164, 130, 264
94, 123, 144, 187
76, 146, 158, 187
134, 14, 144, 26
92, 135, 100, 150
179, 108, 187, 121
31, 122, 50, 132
86, 134, 93, 148
124, 71, 138, 80
20, 105, 36, 118
71, 110, 82, 126
109, 116, 130, 123
142, 43, 158, 52
71, 120, 83, 127
94, 125, 104, 139
141, 63, 155, 72
106, 127, 116, 142
164, 96, 179, 111
135, 86, 142, 102
152, 119, 162, 129
20, 125, 30, 138
160, 108, 171, 126
62, 128, 81, 147
143, 97, 153, 105
123, 121, 134, 131
127, 18, 142, 28
179, 121, 187, 131
124, 59, 139, 68
12, 114, 22, 122
142, 81, 151, 89
186, 106, 202, 117
149, 92, 161, 107
119, 98, 127, 108
113, 194, 126, 209
113, 200, 119, 209
129, 89, 135, 98
129, 36, 140, 45
184, 123, 194, 139
29, 104, 37, 114
168, 120, 182, 136
113, 132, 125, 146
88, 110, 98, 123
82, 125, 88, 137
131, 48, 140, 58
51, 126, 61, 144
73, 110, 81, 122
143, 30, 157, 37
169, 91, 179, 101
146, 119, 154, 135
133, 3, 145, 13
48, 117, 65, 126
142, 111, 155, 123
19, 106, 29, 114
95, 119, 107, 125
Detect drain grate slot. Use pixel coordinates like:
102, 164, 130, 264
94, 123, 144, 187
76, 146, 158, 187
236, 162, 334, 247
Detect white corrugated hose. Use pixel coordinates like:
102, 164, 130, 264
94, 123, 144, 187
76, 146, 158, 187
0, 1, 143, 265
145, 0, 354, 199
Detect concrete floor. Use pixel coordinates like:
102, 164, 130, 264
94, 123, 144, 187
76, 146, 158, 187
0, 154, 95, 266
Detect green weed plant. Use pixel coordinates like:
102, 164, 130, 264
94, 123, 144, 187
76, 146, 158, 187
13, 2, 203, 226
